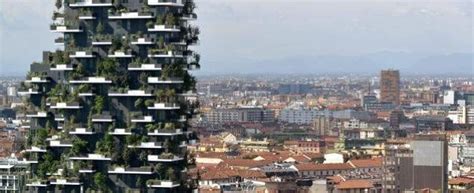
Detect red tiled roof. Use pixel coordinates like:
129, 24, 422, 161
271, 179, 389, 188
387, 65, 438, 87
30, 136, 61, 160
348, 157, 383, 168
295, 163, 354, 171
336, 179, 374, 189
449, 176, 474, 185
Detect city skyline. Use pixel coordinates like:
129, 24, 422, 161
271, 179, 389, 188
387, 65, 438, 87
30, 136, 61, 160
1, 0, 473, 76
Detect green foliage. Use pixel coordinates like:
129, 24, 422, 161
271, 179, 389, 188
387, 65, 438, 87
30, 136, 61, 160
71, 138, 88, 155
33, 128, 48, 147
166, 167, 176, 181
96, 58, 116, 78
93, 96, 105, 114
134, 98, 144, 109
96, 22, 104, 34
93, 172, 108, 191
95, 134, 113, 156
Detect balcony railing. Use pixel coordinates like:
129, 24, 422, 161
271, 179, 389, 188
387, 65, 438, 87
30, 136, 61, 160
69, 0, 113, 8
148, 0, 184, 7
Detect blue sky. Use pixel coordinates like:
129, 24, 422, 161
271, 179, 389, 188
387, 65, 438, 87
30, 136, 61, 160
0, 0, 472, 75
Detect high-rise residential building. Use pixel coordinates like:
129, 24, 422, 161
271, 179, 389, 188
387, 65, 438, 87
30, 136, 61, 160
19, 0, 199, 192
380, 69, 400, 105
383, 134, 448, 192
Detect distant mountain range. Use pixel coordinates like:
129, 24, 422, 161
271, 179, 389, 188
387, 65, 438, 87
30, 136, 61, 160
199, 52, 473, 75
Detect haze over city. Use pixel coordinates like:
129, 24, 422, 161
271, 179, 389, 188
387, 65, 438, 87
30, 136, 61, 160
0, 0, 472, 76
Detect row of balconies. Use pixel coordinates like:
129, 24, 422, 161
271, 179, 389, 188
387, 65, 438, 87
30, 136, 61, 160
27, 178, 179, 189
67, 50, 186, 58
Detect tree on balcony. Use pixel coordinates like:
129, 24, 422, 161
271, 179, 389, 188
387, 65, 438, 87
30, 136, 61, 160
93, 172, 109, 191
93, 96, 105, 114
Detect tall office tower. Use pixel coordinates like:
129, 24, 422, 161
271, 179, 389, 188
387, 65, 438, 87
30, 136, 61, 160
380, 69, 400, 105
19, 0, 199, 192
383, 134, 448, 192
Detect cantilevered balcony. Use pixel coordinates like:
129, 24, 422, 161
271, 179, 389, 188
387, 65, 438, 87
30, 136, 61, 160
128, 63, 162, 71
180, 13, 197, 20
70, 51, 94, 58
131, 38, 153, 45
148, 77, 183, 84
26, 180, 48, 187
50, 25, 82, 33
25, 146, 47, 153
49, 140, 73, 148
69, 0, 113, 7
108, 51, 133, 58
69, 154, 112, 161
78, 92, 95, 97
147, 180, 180, 188
148, 25, 180, 32
18, 89, 40, 96
148, 129, 184, 136
148, 50, 184, 58
108, 90, 153, 97
108, 166, 153, 175
50, 64, 73, 71
50, 178, 81, 186
26, 112, 48, 118
148, 0, 183, 7
50, 102, 82, 109
127, 142, 163, 149
69, 128, 95, 135
54, 116, 65, 122
25, 77, 49, 83
92, 114, 113, 122
148, 103, 180, 110
69, 77, 112, 84
147, 154, 184, 162
109, 128, 132, 136
131, 116, 154, 123
109, 12, 154, 19
78, 168, 95, 173
78, 12, 95, 20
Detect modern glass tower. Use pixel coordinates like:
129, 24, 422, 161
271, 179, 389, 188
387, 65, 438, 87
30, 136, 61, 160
20, 0, 199, 192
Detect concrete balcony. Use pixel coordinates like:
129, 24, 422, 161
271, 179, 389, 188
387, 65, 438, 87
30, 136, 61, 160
131, 116, 154, 123
50, 102, 82, 109
148, 0, 183, 7
78, 168, 95, 173
108, 167, 153, 175
128, 63, 162, 71
50, 179, 81, 186
25, 77, 49, 83
78, 92, 94, 97
69, 128, 95, 135
147, 77, 183, 84
180, 14, 197, 20
109, 128, 132, 136
26, 112, 48, 118
78, 13, 96, 20
147, 154, 183, 162
69, 154, 112, 161
109, 12, 154, 19
92, 114, 113, 122
148, 103, 180, 110
108, 51, 133, 58
131, 38, 153, 45
69, 51, 94, 58
147, 129, 183, 136
25, 146, 47, 153
54, 116, 65, 122
92, 41, 112, 46
18, 89, 40, 96
69, 0, 113, 7
26, 180, 48, 187
127, 142, 163, 149
108, 90, 153, 97
148, 50, 184, 58
50, 64, 73, 71
148, 25, 180, 32
69, 77, 112, 84
50, 25, 82, 33
49, 140, 73, 148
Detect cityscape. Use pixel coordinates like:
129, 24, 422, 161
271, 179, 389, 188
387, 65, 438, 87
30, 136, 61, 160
0, 0, 473, 193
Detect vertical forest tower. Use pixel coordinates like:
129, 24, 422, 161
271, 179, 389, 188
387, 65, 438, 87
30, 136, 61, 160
20, 0, 199, 192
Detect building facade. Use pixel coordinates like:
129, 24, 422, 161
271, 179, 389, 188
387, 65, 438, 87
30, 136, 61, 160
380, 70, 400, 106
20, 0, 199, 192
